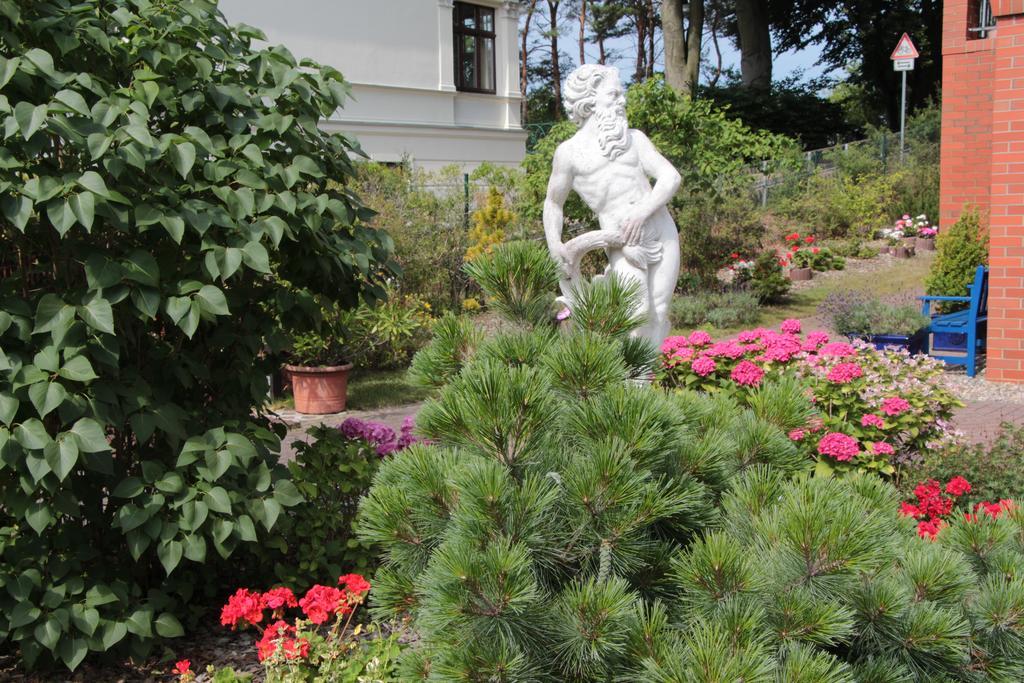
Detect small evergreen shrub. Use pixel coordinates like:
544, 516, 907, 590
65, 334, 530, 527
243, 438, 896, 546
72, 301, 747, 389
647, 469, 1024, 681
357, 243, 806, 678
738, 251, 791, 304
925, 207, 988, 312
465, 187, 512, 261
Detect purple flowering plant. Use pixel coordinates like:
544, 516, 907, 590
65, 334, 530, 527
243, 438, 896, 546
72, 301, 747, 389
276, 417, 425, 584
339, 416, 422, 456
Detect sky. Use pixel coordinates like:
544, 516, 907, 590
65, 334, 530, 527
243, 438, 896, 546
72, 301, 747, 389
575, 25, 842, 89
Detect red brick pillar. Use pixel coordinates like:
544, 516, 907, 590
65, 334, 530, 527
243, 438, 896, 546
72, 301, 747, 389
939, 0, 994, 229
987, 0, 1024, 382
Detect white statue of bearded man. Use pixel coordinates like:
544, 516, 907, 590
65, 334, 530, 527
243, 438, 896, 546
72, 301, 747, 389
543, 64, 681, 345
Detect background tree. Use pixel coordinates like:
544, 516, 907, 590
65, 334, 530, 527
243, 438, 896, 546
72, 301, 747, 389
587, 0, 631, 64
520, 0, 539, 123
769, 0, 941, 127
662, 0, 704, 96
734, 0, 771, 90
623, 0, 660, 82
546, 0, 566, 119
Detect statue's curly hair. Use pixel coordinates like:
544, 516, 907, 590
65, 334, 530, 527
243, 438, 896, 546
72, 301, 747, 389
563, 64, 618, 125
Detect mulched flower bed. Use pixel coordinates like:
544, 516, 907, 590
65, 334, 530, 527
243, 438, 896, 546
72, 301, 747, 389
0, 626, 265, 682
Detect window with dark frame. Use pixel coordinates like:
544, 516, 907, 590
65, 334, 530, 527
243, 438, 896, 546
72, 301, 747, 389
968, 0, 996, 39
453, 2, 496, 93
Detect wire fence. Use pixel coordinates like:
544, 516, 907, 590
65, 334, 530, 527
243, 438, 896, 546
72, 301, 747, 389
749, 131, 918, 208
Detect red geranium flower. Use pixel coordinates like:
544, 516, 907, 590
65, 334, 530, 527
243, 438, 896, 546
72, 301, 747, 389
220, 588, 265, 629
299, 585, 347, 624
945, 476, 971, 497
899, 502, 922, 519
263, 587, 298, 610
173, 660, 191, 676
338, 574, 371, 595
917, 519, 942, 540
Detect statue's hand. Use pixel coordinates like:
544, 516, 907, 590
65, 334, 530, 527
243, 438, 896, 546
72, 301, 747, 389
549, 242, 571, 270
621, 208, 648, 245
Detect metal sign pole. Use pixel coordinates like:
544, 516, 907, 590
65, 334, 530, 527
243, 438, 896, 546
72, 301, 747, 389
891, 32, 918, 164
899, 70, 907, 164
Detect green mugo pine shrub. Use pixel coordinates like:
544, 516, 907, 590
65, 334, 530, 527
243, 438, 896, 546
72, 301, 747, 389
925, 207, 989, 312
357, 243, 811, 679
360, 242, 1024, 680
648, 469, 1024, 681
0, 0, 396, 671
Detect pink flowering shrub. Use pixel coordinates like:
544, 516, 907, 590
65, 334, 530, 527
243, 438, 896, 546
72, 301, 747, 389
658, 322, 963, 478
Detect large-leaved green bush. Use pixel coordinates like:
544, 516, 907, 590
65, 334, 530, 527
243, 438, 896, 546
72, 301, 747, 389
0, 0, 395, 670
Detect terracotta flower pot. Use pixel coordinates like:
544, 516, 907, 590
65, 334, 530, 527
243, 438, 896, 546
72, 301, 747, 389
284, 363, 353, 414
893, 245, 915, 259
788, 267, 813, 281
915, 236, 936, 251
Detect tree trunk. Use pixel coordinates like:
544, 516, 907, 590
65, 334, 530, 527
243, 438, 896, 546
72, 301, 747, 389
578, 0, 587, 64
547, 0, 563, 119
709, 16, 722, 88
646, 0, 656, 78
685, 0, 703, 89
735, 0, 771, 90
662, 0, 686, 92
662, 0, 702, 96
633, 8, 647, 83
521, 0, 538, 123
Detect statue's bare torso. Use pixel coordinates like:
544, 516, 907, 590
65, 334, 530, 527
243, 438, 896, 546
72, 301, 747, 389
543, 66, 681, 344
556, 129, 675, 242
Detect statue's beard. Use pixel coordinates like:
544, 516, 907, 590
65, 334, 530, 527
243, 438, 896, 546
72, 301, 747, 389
593, 106, 630, 160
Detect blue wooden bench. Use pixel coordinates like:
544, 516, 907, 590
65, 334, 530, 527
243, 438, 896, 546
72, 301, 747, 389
918, 265, 988, 377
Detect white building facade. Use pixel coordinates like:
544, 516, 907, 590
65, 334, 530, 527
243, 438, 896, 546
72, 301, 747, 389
219, 0, 528, 171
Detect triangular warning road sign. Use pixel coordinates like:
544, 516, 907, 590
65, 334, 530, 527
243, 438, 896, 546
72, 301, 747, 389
891, 33, 919, 60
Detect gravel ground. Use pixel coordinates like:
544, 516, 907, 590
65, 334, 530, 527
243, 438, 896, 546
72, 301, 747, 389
940, 365, 1024, 405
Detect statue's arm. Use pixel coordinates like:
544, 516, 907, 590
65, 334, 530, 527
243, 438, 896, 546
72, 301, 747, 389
543, 145, 573, 262
621, 130, 682, 243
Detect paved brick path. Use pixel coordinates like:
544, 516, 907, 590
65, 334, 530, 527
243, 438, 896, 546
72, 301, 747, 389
275, 394, 1024, 459
952, 400, 1024, 446
275, 402, 422, 462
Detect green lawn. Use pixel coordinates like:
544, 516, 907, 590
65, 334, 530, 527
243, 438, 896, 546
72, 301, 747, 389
346, 368, 432, 410
674, 252, 935, 338
269, 368, 431, 412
